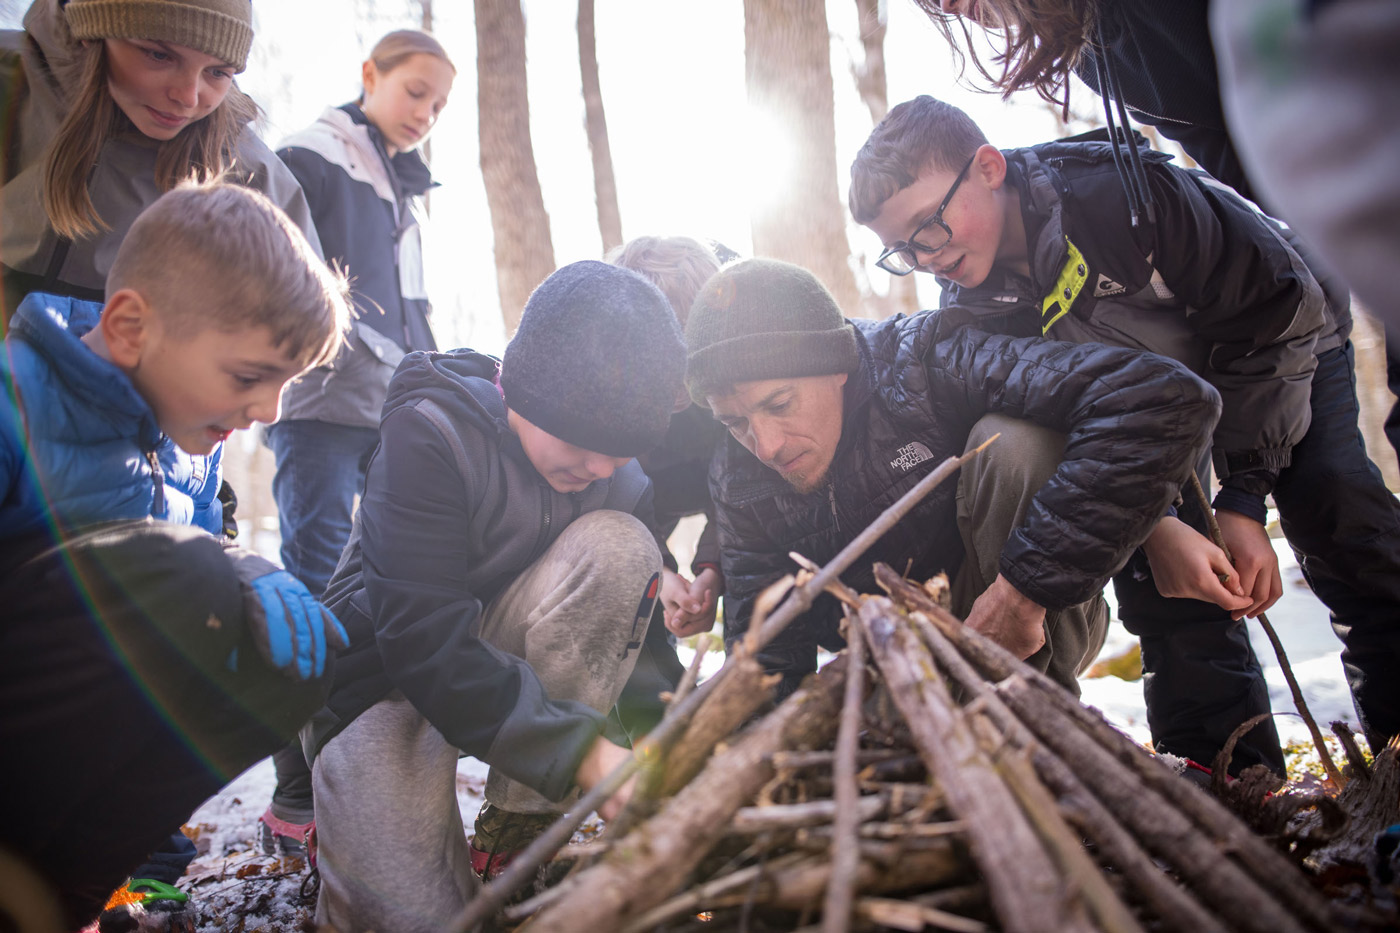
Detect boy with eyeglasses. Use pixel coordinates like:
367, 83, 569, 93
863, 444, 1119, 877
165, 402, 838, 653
850, 94, 1400, 776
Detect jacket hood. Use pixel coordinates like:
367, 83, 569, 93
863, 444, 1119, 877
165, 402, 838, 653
20, 0, 86, 109
382, 347, 506, 432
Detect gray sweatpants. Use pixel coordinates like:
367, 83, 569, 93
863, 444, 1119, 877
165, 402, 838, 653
313, 509, 661, 933
951, 414, 1111, 694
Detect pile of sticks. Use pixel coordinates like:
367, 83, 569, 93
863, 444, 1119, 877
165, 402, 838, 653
451, 447, 1389, 932
500, 561, 1363, 933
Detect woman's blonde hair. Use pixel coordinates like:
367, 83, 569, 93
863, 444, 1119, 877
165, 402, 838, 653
364, 28, 455, 85
42, 40, 259, 240
911, 0, 1098, 107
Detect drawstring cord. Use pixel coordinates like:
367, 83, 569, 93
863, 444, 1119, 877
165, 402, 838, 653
1094, 20, 1157, 229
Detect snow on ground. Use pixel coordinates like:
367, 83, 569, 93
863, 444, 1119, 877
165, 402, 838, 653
181, 515, 1353, 926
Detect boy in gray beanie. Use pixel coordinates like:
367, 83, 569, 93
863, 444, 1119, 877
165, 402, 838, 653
307, 261, 685, 929
689, 258, 1223, 707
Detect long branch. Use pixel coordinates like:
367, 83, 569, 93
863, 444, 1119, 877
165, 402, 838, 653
1187, 474, 1344, 788
906, 610, 1227, 933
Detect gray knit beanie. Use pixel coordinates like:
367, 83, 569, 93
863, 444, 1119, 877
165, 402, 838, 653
65, 0, 254, 72
685, 258, 860, 405
500, 260, 685, 458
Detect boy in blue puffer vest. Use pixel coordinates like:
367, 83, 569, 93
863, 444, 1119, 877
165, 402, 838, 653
0, 182, 351, 933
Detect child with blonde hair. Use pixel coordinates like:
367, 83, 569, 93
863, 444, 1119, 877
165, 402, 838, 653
0, 182, 349, 931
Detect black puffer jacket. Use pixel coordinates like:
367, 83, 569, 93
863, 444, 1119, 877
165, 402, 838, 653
308, 349, 656, 801
712, 311, 1220, 683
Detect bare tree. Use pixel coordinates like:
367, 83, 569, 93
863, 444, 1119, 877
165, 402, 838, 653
744, 0, 862, 315
851, 0, 888, 123
850, 0, 918, 317
578, 0, 623, 253
476, 0, 555, 333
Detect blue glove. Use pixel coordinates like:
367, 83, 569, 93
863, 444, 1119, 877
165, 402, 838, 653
245, 569, 348, 680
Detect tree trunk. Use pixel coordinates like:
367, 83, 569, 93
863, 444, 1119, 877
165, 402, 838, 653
476, 0, 555, 334
578, 0, 622, 253
743, 0, 862, 316
850, 0, 888, 125
850, 0, 918, 318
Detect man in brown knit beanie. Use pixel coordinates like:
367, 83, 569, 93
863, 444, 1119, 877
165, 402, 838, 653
687, 258, 1223, 701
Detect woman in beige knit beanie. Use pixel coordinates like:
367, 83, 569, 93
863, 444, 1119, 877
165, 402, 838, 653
47, 0, 254, 234
0, 0, 318, 316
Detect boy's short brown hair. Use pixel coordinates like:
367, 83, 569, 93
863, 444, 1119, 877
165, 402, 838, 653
107, 182, 350, 369
848, 96, 990, 224
605, 236, 721, 328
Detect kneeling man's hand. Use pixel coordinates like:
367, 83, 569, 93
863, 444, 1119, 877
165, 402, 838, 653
965, 574, 1046, 659
575, 736, 637, 822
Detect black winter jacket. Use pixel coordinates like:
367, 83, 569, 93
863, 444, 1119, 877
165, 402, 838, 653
308, 349, 656, 802
712, 312, 1220, 685
275, 105, 438, 428
1072, 0, 1241, 194
940, 138, 1325, 521
1068, 1, 1351, 348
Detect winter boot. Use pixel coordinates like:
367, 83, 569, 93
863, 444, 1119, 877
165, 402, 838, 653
256, 806, 316, 865
467, 803, 558, 881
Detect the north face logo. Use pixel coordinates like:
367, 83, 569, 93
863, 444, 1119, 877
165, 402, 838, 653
890, 441, 934, 472
1093, 273, 1127, 298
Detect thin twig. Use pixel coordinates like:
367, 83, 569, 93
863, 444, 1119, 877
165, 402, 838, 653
1331, 720, 1372, 780
450, 442, 994, 932
670, 631, 715, 710
616, 852, 809, 933
822, 605, 868, 933
1187, 474, 1345, 788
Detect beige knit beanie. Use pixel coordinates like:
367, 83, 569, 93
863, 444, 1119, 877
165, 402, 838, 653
64, 0, 254, 72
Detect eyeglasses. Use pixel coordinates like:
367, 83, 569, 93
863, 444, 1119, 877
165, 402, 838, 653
875, 154, 977, 276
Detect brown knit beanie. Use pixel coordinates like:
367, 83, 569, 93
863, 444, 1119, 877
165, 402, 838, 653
64, 0, 254, 72
685, 258, 860, 405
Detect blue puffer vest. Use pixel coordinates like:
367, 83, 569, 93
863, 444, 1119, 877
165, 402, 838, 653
0, 293, 223, 545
